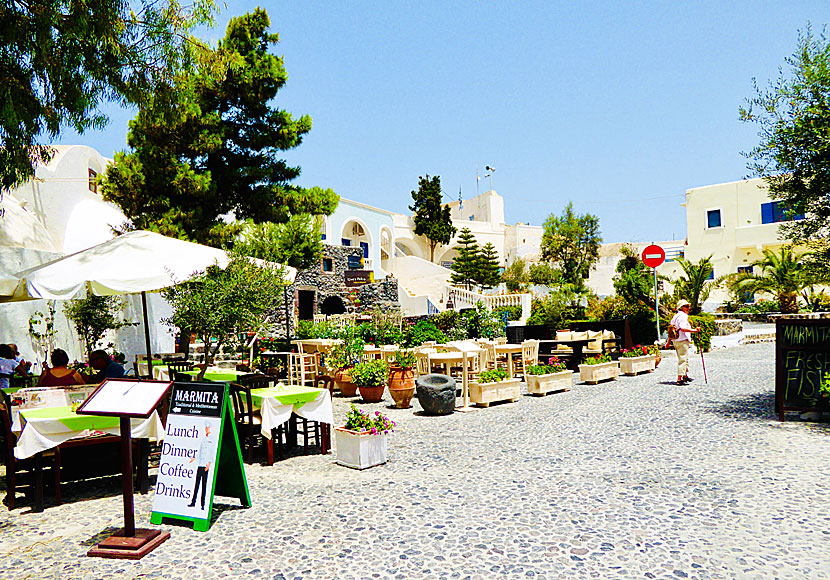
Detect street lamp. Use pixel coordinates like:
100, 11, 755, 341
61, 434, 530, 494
484, 165, 495, 191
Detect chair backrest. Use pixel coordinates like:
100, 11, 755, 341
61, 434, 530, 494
238, 374, 276, 390
0, 401, 18, 465
171, 369, 192, 382
495, 337, 508, 345
228, 382, 255, 426
415, 352, 431, 376
315, 374, 335, 395
522, 340, 539, 363
168, 361, 194, 374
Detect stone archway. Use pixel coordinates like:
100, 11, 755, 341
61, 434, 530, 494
340, 219, 373, 269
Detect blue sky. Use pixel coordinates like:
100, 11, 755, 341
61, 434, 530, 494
55, 1, 829, 244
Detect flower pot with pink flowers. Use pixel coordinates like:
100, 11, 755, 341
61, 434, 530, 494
335, 405, 396, 469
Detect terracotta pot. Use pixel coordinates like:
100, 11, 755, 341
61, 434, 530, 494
388, 366, 416, 408
334, 368, 358, 397
357, 383, 385, 403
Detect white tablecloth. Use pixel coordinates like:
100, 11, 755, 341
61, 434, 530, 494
259, 389, 334, 440
15, 410, 164, 460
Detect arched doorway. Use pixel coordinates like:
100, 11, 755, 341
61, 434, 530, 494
341, 220, 372, 269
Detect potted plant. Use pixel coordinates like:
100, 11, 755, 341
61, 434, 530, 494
329, 328, 365, 397
525, 356, 571, 395
469, 367, 521, 407
351, 358, 389, 403
388, 348, 416, 408
335, 404, 396, 469
578, 353, 619, 384
618, 344, 657, 376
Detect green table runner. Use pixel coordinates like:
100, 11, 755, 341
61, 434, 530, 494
20, 406, 120, 431
180, 369, 248, 382
249, 385, 324, 408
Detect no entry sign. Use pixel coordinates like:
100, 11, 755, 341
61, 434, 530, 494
641, 244, 665, 268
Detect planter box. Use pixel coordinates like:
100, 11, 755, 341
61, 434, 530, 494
578, 361, 619, 384
335, 428, 388, 470
526, 370, 572, 395
619, 354, 656, 376
469, 378, 522, 407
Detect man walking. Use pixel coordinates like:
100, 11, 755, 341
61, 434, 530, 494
670, 299, 700, 386
188, 421, 215, 510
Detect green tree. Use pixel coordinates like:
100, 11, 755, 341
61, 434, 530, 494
162, 256, 284, 378
528, 262, 562, 286
476, 243, 502, 290
236, 216, 324, 270
670, 256, 719, 315
64, 294, 136, 358
726, 247, 823, 313
740, 26, 830, 275
101, 9, 338, 246
409, 174, 456, 262
540, 202, 602, 286
450, 228, 480, 290
0, 0, 216, 190
502, 257, 529, 292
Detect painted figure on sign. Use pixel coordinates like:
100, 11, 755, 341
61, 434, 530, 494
187, 421, 215, 510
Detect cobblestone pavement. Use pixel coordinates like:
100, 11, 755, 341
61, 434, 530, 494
3, 342, 830, 580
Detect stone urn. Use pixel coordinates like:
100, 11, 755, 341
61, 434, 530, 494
334, 367, 358, 397
388, 366, 416, 408
415, 374, 456, 415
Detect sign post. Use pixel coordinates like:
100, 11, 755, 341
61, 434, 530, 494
641, 244, 666, 341
151, 381, 250, 531
76, 378, 173, 559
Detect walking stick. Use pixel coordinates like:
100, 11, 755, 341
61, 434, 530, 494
694, 334, 708, 384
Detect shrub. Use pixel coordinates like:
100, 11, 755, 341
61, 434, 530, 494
620, 344, 654, 358
689, 314, 716, 353
403, 320, 447, 347
584, 354, 612, 365
328, 325, 365, 369
586, 295, 656, 345
526, 356, 568, 375
478, 368, 509, 383
392, 348, 416, 369
492, 304, 522, 321
350, 358, 390, 388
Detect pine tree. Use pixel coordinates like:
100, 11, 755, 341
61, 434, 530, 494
409, 175, 456, 262
476, 242, 502, 290
450, 228, 480, 290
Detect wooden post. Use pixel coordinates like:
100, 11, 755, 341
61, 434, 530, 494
141, 292, 153, 379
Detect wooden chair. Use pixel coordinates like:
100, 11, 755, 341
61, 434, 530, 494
1, 402, 61, 510
519, 340, 540, 380
229, 381, 264, 463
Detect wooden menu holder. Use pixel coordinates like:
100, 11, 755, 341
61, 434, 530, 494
76, 378, 172, 559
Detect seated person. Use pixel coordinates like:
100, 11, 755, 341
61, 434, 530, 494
0, 343, 25, 390
37, 348, 86, 387
87, 349, 125, 382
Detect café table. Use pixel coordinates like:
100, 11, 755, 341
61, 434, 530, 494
14, 406, 163, 511
179, 368, 251, 382
494, 343, 524, 378
249, 384, 334, 464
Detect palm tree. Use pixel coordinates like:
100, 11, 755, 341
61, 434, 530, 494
671, 256, 720, 314
727, 247, 818, 314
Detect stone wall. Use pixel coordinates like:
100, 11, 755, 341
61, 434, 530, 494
714, 318, 742, 336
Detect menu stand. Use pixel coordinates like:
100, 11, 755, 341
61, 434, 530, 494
76, 378, 173, 559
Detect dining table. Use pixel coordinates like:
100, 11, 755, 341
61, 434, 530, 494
494, 343, 524, 378
13, 405, 164, 511
248, 384, 334, 463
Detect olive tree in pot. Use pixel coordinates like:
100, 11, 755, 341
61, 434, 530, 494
388, 348, 416, 408
328, 326, 365, 396
350, 358, 389, 403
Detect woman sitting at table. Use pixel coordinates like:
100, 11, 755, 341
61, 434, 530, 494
0, 343, 25, 390
37, 348, 86, 387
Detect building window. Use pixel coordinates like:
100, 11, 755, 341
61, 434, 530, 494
706, 209, 721, 229
88, 168, 98, 193
341, 238, 351, 246
706, 270, 715, 280
761, 201, 805, 224
322, 258, 333, 272
360, 241, 369, 258
737, 266, 752, 274
321, 233, 326, 241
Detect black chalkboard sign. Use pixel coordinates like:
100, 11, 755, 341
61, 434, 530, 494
776, 318, 830, 420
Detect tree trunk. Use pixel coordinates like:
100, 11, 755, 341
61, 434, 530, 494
778, 292, 799, 314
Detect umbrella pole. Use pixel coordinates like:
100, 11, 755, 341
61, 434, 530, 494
141, 291, 153, 379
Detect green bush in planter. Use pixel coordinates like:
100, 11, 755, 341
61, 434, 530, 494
583, 354, 612, 365
392, 348, 416, 369
350, 359, 390, 388
329, 326, 365, 369
478, 368, 509, 383
527, 356, 568, 375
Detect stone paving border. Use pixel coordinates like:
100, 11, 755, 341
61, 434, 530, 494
2, 343, 829, 580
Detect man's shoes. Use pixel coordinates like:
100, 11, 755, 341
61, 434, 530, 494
676, 380, 684, 385
682, 376, 694, 383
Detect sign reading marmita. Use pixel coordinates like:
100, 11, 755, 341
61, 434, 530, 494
170, 383, 223, 417
776, 318, 830, 420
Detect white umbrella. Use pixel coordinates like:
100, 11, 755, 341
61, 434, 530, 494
0, 269, 19, 296
12, 230, 297, 373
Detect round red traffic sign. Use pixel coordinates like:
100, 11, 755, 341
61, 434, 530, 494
641, 244, 665, 268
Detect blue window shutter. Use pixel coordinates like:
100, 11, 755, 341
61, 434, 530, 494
321, 233, 326, 240
707, 209, 721, 228
341, 238, 351, 246
360, 242, 369, 258
761, 202, 773, 224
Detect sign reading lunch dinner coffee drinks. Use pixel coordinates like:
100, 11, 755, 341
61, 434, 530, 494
151, 381, 250, 531
775, 318, 830, 421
